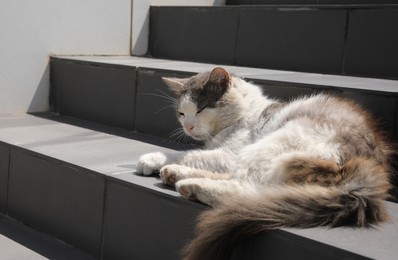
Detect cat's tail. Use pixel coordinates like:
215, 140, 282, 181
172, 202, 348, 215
182, 157, 391, 260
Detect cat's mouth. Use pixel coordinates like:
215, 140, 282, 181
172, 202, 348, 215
183, 128, 208, 141
190, 134, 206, 141
185, 131, 207, 141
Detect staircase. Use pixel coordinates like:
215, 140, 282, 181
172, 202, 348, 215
1, 1, 398, 259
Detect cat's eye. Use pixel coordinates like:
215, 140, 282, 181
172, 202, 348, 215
196, 106, 207, 115
178, 112, 184, 116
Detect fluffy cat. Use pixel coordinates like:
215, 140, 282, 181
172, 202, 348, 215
137, 67, 393, 260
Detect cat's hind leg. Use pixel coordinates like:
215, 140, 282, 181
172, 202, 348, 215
160, 164, 229, 186
175, 178, 245, 207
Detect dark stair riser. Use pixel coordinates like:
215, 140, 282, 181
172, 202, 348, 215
227, 0, 321, 4
0, 143, 9, 213
50, 60, 136, 130
2, 146, 105, 258
149, 7, 239, 65
149, 6, 398, 79
227, 0, 398, 5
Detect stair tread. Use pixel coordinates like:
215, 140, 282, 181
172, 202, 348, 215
0, 113, 181, 198
55, 55, 398, 94
286, 202, 398, 260
1, 112, 398, 259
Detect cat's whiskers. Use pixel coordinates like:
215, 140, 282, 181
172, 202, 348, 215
140, 91, 179, 108
153, 105, 176, 115
155, 89, 180, 106
166, 127, 184, 140
166, 127, 188, 144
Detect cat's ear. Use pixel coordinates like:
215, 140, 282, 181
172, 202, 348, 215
162, 77, 188, 94
207, 67, 231, 90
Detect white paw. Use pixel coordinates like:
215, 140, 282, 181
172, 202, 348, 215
136, 152, 167, 176
175, 179, 199, 200
159, 164, 187, 186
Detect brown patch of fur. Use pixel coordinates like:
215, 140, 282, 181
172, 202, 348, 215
285, 156, 392, 195
285, 157, 341, 186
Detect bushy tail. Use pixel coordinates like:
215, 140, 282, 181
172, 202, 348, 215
183, 157, 391, 260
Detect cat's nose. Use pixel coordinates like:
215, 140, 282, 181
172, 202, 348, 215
186, 125, 194, 132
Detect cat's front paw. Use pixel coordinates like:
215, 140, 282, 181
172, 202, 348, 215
160, 165, 178, 185
137, 152, 167, 176
175, 178, 225, 207
175, 180, 199, 200
159, 164, 187, 186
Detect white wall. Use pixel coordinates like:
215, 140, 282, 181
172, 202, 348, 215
0, 0, 131, 113
0, 0, 225, 114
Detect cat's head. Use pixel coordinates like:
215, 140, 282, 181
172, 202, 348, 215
162, 67, 242, 141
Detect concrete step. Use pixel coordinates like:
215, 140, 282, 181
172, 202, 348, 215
0, 113, 200, 259
1, 113, 398, 259
149, 5, 398, 79
50, 55, 398, 143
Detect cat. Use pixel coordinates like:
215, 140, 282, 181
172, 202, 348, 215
136, 67, 393, 260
